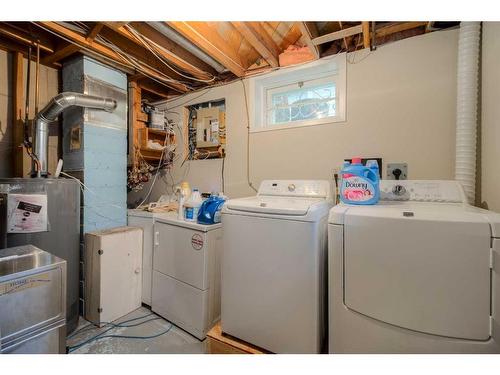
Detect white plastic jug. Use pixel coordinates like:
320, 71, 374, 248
184, 188, 203, 222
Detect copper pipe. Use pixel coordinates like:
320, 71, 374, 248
25, 45, 31, 129
35, 41, 40, 114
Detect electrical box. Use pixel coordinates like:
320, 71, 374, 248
386, 163, 408, 180
195, 107, 224, 149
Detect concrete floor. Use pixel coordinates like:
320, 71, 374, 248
67, 306, 205, 354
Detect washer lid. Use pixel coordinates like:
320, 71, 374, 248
225, 196, 325, 216
329, 201, 500, 237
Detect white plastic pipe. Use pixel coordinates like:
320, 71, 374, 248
455, 22, 481, 204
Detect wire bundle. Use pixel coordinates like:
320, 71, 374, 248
67, 312, 173, 353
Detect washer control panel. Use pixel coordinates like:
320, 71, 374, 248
380, 180, 466, 203
258, 180, 331, 199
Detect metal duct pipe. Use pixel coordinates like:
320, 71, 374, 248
32, 92, 117, 177
455, 22, 481, 204
147, 22, 227, 73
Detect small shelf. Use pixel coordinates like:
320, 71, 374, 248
137, 128, 176, 163
129, 81, 176, 166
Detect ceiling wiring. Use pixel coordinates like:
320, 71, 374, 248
33, 22, 193, 93
124, 24, 217, 84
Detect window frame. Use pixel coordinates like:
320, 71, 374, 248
249, 53, 346, 133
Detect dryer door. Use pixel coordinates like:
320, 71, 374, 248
343, 207, 491, 340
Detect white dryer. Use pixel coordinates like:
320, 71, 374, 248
329, 180, 500, 353
221, 180, 332, 353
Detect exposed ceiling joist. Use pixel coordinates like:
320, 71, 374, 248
0, 23, 54, 53
375, 22, 428, 38
137, 78, 172, 99
41, 43, 79, 65
36, 22, 189, 93
296, 22, 320, 59
86, 22, 104, 41
105, 22, 215, 80
232, 21, 280, 67
98, 26, 190, 88
312, 24, 363, 46
167, 21, 246, 77
362, 21, 370, 49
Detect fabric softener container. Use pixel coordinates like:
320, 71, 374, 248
340, 157, 380, 205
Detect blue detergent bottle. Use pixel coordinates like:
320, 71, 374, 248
340, 157, 380, 205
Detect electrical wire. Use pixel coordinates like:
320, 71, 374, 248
135, 131, 170, 208
166, 87, 213, 110
59, 171, 126, 211
67, 313, 173, 353
124, 25, 216, 84
240, 79, 258, 193
33, 22, 191, 93
67, 313, 155, 339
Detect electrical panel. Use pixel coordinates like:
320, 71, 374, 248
186, 100, 226, 160
195, 107, 224, 148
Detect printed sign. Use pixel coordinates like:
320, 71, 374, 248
191, 234, 204, 250
7, 194, 48, 233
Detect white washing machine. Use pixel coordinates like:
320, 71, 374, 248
221, 180, 332, 353
329, 180, 500, 353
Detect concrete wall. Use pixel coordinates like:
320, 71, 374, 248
0, 49, 59, 177
481, 22, 500, 212
129, 28, 460, 205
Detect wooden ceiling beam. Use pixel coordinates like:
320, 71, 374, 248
41, 43, 79, 65
312, 24, 363, 46
98, 26, 191, 89
137, 78, 171, 99
35, 22, 189, 93
105, 22, 215, 80
131, 22, 217, 77
167, 21, 246, 77
375, 22, 428, 38
231, 22, 280, 68
362, 21, 370, 49
296, 22, 320, 59
86, 22, 104, 42
0, 23, 54, 53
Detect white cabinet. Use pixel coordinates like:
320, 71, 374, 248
152, 216, 222, 340
84, 226, 142, 325
128, 211, 154, 305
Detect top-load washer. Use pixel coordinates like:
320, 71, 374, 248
328, 180, 500, 353
221, 180, 333, 353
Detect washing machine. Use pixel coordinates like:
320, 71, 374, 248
221, 180, 332, 354
329, 180, 500, 353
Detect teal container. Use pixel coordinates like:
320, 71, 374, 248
340, 158, 380, 205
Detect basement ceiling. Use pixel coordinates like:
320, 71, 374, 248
0, 21, 459, 100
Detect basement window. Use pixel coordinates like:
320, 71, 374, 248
250, 53, 346, 132
267, 78, 336, 126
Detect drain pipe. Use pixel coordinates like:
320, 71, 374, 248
32, 92, 117, 177
455, 22, 481, 205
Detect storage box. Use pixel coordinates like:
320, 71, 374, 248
84, 226, 142, 325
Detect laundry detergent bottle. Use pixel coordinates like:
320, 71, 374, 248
340, 157, 380, 205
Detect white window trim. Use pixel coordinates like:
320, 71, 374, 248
248, 53, 346, 133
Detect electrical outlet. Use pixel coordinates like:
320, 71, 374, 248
386, 163, 408, 180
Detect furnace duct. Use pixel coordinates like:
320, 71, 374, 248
32, 92, 117, 177
455, 22, 481, 204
